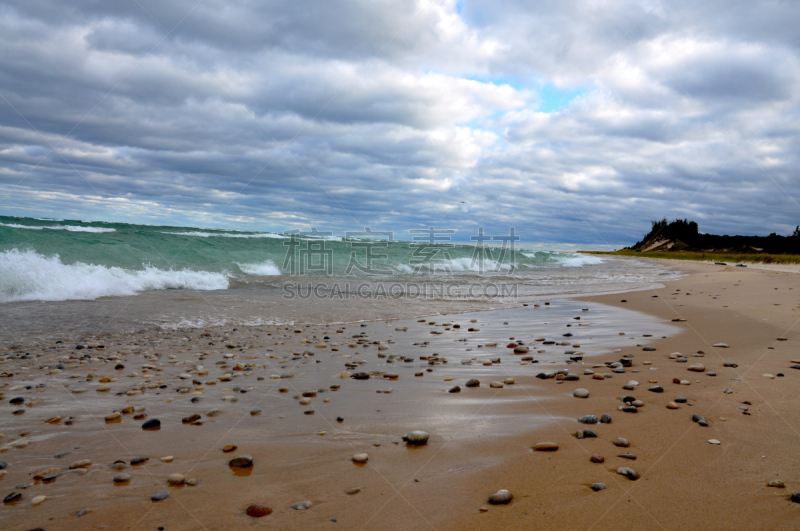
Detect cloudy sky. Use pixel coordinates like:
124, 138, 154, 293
1, 0, 799, 246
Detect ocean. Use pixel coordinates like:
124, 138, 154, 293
0, 215, 680, 341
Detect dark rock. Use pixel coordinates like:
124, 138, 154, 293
448, 386, 461, 393
351, 372, 370, 380
182, 414, 201, 424
229, 455, 253, 468
648, 386, 664, 393
465, 379, 480, 387
591, 483, 607, 491
692, 414, 708, 427
150, 490, 169, 501
9, 397, 24, 405
4, 492, 22, 503
600, 414, 612, 424
578, 415, 598, 424
675, 397, 687, 403
582, 429, 597, 438
130, 457, 149, 465
142, 419, 160, 430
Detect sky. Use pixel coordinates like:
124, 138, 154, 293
1, 0, 799, 246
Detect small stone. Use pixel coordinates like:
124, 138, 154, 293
573, 388, 590, 398
160, 456, 173, 463
489, 381, 504, 389
792, 492, 800, 504
590, 454, 604, 463
345, 487, 361, 495
614, 437, 630, 447
692, 414, 709, 427
290, 501, 313, 510
151, 490, 170, 501
448, 386, 461, 393
768, 480, 785, 488
648, 386, 664, 393
105, 412, 122, 421
229, 455, 253, 468
590, 483, 607, 491
113, 473, 131, 483
465, 379, 480, 387
4, 492, 22, 503
246, 503, 273, 517
619, 453, 637, 460
167, 473, 185, 485
352, 453, 369, 464
74, 507, 92, 517
223, 445, 237, 453
582, 429, 597, 438
578, 415, 598, 424
687, 363, 705, 372
402, 431, 430, 446
182, 413, 201, 424
69, 459, 92, 469
708, 439, 721, 445
250, 409, 261, 416
617, 467, 639, 480
488, 489, 513, 504
30, 495, 46, 506
600, 414, 612, 424
713, 343, 729, 348
532, 442, 559, 451
142, 419, 160, 430
666, 402, 680, 409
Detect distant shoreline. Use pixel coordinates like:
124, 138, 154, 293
579, 249, 800, 265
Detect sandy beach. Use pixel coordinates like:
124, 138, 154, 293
0, 258, 798, 530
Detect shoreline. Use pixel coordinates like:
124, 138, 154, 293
0, 259, 798, 529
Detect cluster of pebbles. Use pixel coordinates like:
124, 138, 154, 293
0, 301, 796, 526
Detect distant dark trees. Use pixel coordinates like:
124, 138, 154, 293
632, 219, 800, 254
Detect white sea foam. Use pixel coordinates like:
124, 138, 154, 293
237, 260, 282, 276
0, 249, 229, 303
0, 222, 116, 233
160, 231, 289, 239
521, 252, 603, 267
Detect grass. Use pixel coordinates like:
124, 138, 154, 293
579, 250, 800, 264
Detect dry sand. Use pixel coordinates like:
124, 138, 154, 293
0, 258, 798, 530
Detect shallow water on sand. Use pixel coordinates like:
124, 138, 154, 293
0, 300, 677, 530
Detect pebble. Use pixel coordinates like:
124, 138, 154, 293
465, 379, 480, 387
246, 503, 273, 517
345, 487, 361, 495
352, 453, 369, 464
151, 490, 170, 501
713, 343, 729, 348
142, 419, 161, 430
578, 415, 598, 424
666, 402, 680, 409
229, 455, 253, 468
160, 456, 173, 463
614, 437, 630, 447
4, 492, 22, 503
113, 473, 131, 483
708, 439, 721, 445
30, 495, 46, 506
687, 363, 705, 372
448, 386, 461, 393
105, 412, 122, 421
648, 386, 664, 393
617, 467, 640, 480
290, 501, 313, 510
488, 489, 513, 504
600, 414, 612, 424
768, 480, 785, 488
573, 388, 590, 398
223, 445, 237, 452
792, 492, 800, 504
167, 473, 185, 485
590, 483, 607, 491
590, 454, 604, 463
532, 442, 559, 451
619, 453, 636, 460
402, 431, 430, 446
489, 381, 504, 389
69, 459, 92, 469
692, 414, 709, 427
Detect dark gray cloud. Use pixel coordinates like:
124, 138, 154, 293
1, 0, 799, 246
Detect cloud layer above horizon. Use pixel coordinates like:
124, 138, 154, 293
1, 0, 799, 245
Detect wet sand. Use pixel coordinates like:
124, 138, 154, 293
0, 258, 798, 530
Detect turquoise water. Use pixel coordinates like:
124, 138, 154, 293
0, 215, 614, 303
